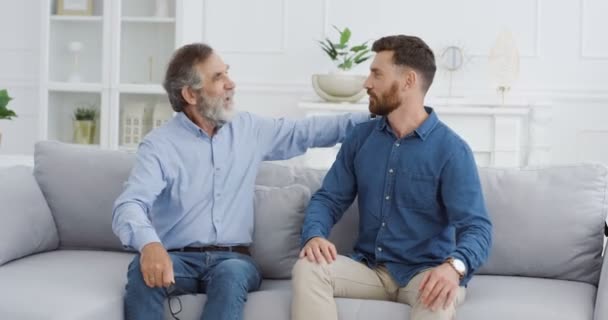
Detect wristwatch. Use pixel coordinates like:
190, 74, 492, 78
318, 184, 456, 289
445, 257, 466, 279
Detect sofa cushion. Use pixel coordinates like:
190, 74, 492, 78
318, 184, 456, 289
34, 141, 135, 250
164, 286, 411, 320
251, 184, 311, 279
256, 162, 359, 255
0, 250, 133, 320
259, 276, 595, 320
458, 275, 596, 320
172, 276, 594, 320
477, 165, 608, 284
0, 166, 59, 266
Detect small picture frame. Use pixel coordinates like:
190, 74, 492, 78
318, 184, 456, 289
57, 0, 93, 16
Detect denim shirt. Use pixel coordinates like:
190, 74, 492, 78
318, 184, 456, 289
301, 107, 492, 286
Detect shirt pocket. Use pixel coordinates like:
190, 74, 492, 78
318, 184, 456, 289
394, 172, 439, 212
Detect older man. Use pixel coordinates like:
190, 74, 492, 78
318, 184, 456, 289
112, 43, 369, 320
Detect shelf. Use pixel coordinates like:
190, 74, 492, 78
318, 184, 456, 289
51, 15, 103, 22
122, 16, 175, 23
298, 101, 532, 116
119, 146, 138, 153
48, 82, 104, 93
119, 84, 166, 94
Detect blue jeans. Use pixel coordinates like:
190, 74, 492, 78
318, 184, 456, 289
124, 251, 262, 320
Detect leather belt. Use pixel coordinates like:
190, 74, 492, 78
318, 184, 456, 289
168, 245, 250, 256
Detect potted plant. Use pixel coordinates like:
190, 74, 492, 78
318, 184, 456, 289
313, 26, 372, 103
0, 89, 17, 147
73, 105, 97, 144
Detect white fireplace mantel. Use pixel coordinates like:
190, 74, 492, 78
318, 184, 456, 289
298, 98, 552, 169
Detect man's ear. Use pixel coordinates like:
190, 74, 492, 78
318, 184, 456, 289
404, 70, 417, 90
181, 87, 198, 105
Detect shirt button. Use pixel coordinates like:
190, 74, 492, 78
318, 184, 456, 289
385, 196, 390, 200
395, 143, 400, 147
389, 169, 394, 174
377, 247, 383, 252
216, 193, 221, 197
381, 222, 386, 227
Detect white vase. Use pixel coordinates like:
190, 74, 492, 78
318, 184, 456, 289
154, 0, 169, 17
311, 73, 367, 103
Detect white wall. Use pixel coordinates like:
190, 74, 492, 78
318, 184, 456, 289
2, 0, 608, 166
0, 0, 41, 155
197, 0, 608, 166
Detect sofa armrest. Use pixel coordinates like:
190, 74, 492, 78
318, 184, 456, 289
596, 244, 608, 320
0, 166, 59, 266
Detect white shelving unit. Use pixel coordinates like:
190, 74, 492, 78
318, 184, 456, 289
40, 0, 183, 150
298, 98, 552, 169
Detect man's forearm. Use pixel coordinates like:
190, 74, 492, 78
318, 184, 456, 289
112, 201, 160, 251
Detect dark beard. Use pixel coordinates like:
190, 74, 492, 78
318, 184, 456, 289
368, 82, 401, 116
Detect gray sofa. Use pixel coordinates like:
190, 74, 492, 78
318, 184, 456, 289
1, 140, 607, 320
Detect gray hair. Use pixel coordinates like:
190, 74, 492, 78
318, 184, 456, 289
162, 43, 213, 112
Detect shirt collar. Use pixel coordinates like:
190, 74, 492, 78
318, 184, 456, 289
176, 112, 205, 137
375, 106, 439, 141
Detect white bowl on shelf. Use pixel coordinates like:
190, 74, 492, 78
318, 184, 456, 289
312, 73, 367, 103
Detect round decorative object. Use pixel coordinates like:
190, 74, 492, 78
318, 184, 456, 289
311, 74, 367, 103
440, 46, 465, 72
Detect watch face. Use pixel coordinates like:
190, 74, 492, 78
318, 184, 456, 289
454, 259, 466, 273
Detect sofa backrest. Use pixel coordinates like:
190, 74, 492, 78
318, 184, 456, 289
476, 165, 608, 285
34, 141, 135, 251
0, 166, 59, 266
32, 141, 608, 285
258, 162, 608, 285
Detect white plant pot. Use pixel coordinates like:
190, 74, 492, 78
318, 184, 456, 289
312, 73, 367, 103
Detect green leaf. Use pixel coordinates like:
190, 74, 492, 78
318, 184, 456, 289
74, 106, 97, 121
350, 42, 369, 52
0, 108, 16, 120
333, 43, 347, 50
325, 39, 336, 51
354, 55, 372, 64
0, 89, 17, 120
0, 89, 12, 109
332, 25, 342, 35
353, 49, 371, 64
324, 39, 338, 59
339, 59, 353, 71
340, 27, 351, 46
318, 41, 332, 53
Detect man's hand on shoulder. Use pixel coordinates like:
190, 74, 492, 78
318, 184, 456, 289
299, 237, 337, 264
140, 242, 175, 288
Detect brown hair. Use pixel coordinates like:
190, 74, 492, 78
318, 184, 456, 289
372, 35, 436, 93
163, 43, 214, 112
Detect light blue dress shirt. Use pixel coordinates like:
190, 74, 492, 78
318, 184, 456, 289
112, 111, 368, 252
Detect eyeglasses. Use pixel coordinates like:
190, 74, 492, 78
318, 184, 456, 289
165, 284, 195, 320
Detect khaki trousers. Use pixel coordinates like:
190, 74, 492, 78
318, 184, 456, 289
291, 255, 466, 320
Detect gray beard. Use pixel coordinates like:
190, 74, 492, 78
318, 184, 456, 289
195, 94, 232, 128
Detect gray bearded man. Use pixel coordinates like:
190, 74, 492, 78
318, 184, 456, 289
112, 43, 370, 320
